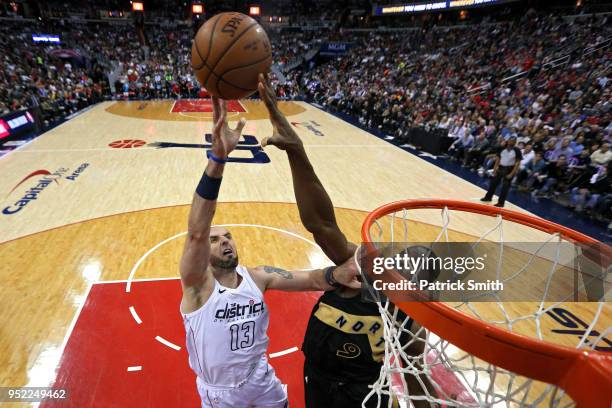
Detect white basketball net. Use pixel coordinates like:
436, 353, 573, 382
356, 205, 611, 408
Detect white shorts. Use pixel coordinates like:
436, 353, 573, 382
197, 356, 288, 408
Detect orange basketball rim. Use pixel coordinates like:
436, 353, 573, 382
361, 199, 612, 407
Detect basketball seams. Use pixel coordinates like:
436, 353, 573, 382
202, 20, 259, 90
192, 14, 222, 71
205, 69, 253, 91
192, 42, 206, 70
193, 44, 212, 71
216, 54, 273, 94
219, 54, 272, 80
203, 13, 222, 63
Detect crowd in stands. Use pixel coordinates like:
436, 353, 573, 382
300, 12, 611, 220
269, 28, 322, 69
109, 26, 198, 100
0, 18, 311, 127
0, 20, 108, 128
0, 9, 610, 221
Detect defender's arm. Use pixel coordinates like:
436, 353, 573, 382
257, 74, 357, 265
251, 258, 360, 292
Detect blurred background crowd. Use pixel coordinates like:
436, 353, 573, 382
0, 0, 610, 221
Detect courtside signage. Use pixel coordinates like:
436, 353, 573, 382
0, 120, 9, 139
3, 163, 90, 215
0, 110, 35, 140
373, 0, 517, 15
32, 34, 60, 43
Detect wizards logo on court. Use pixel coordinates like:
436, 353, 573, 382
134, 134, 271, 164
3, 163, 90, 215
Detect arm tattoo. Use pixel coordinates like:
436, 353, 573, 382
263, 266, 293, 280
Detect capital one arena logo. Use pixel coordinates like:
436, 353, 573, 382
3, 163, 90, 215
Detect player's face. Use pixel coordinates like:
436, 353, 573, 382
209, 227, 239, 269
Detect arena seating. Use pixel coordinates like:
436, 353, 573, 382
0, 5, 610, 221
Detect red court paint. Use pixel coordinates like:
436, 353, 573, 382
45, 279, 471, 407
426, 350, 475, 405
46, 279, 317, 407
172, 99, 246, 113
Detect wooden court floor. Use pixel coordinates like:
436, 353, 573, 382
0, 100, 609, 407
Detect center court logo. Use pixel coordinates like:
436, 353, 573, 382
3, 163, 90, 215
143, 134, 271, 164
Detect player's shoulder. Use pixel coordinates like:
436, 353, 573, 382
248, 265, 267, 277
244, 265, 278, 292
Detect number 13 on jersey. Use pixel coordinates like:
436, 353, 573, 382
230, 321, 256, 351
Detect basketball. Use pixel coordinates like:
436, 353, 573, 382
191, 12, 272, 100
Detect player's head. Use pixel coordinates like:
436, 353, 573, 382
209, 226, 239, 270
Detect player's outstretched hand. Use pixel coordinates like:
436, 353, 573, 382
333, 257, 362, 290
257, 73, 303, 151
211, 96, 246, 159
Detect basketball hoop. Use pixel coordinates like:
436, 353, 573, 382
357, 199, 611, 407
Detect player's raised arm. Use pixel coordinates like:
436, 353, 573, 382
180, 97, 246, 310
257, 74, 356, 265
250, 257, 361, 292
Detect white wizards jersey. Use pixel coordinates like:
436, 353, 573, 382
181, 265, 270, 388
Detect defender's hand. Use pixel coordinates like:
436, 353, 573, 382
211, 96, 246, 159
333, 258, 362, 289
257, 73, 303, 151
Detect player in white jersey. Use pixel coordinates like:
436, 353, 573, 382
179, 95, 361, 408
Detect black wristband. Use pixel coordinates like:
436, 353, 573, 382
324, 266, 340, 288
195, 171, 222, 200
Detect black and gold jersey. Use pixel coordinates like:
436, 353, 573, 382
302, 290, 412, 384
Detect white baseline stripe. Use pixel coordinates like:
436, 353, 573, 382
155, 335, 181, 351
238, 99, 249, 113
97, 276, 179, 284
127, 366, 142, 372
269, 347, 298, 358
58, 283, 93, 358
129, 306, 142, 324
